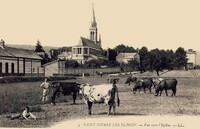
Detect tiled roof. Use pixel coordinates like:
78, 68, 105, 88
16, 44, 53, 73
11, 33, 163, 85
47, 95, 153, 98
0, 46, 42, 60
90, 50, 107, 59
119, 53, 138, 58
76, 37, 101, 50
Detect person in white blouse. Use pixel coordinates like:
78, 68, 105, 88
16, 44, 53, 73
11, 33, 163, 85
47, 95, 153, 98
40, 77, 50, 102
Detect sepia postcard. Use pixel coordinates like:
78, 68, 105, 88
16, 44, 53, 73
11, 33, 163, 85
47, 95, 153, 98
0, 0, 199, 129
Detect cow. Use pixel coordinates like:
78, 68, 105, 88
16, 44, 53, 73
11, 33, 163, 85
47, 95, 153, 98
132, 78, 154, 94
125, 76, 137, 86
80, 80, 120, 115
154, 78, 177, 96
50, 81, 81, 105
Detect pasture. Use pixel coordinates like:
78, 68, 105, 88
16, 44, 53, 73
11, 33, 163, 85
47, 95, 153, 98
0, 72, 200, 127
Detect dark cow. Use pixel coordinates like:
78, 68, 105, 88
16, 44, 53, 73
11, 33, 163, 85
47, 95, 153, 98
125, 76, 137, 86
133, 78, 154, 94
50, 81, 81, 105
154, 78, 178, 96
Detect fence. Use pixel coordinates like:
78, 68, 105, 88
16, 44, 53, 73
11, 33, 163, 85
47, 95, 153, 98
64, 67, 120, 76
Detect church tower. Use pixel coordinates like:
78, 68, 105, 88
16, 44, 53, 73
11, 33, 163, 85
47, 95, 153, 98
89, 4, 98, 44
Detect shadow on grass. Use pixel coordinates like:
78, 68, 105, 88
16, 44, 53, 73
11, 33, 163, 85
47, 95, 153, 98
68, 103, 85, 105
175, 95, 191, 98
96, 112, 145, 116
31, 106, 43, 112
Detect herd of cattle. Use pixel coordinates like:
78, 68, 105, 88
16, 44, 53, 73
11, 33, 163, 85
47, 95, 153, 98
49, 76, 178, 115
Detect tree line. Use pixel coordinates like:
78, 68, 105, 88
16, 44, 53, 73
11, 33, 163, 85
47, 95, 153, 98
107, 44, 188, 76
35, 42, 188, 76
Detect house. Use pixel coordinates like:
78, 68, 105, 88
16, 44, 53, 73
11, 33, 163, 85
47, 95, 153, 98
116, 53, 140, 64
0, 39, 44, 76
58, 51, 72, 60
195, 51, 200, 68
71, 4, 107, 64
186, 49, 196, 69
186, 49, 200, 69
42, 60, 65, 77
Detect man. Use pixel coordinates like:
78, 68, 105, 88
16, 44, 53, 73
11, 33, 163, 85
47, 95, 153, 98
100, 71, 103, 77
7, 106, 37, 120
107, 79, 120, 115
40, 77, 50, 102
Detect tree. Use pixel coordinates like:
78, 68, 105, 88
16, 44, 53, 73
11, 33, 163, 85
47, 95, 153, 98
83, 60, 101, 68
34, 40, 45, 52
50, 49, 59, 61
174, 47, 188, 69
41, 53, 52, 65
58, 47, 72, 53
139, 46, 150, 73
107, 48, 117, 61
114, 44, 137, 53
165, 49, 174, 70
149, 49, 162, 76
65, 60, 79, 68
107, 60, 120, 67
127, 59, 140, 71
120, 62, 127, 72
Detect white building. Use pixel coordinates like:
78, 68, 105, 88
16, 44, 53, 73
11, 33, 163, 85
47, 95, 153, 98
186, 49, 200, 69
116, 53, 140, 64
186, 49, 196, 69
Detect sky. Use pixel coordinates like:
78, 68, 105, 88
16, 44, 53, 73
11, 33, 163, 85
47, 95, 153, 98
0, 0, 200, 51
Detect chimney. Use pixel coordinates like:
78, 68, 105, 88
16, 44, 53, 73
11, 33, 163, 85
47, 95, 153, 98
0, 39, 5, 48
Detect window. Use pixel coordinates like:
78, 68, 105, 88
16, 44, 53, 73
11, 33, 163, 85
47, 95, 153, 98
11, 63, 14, 74
84, 48, 88, 54
73, 48, 76, 54
78, 48, 82, 54
5, 63, 8, 73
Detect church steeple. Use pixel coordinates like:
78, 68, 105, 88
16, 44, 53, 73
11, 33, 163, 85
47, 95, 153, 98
91, 3, 97, 27
90, 3, 98, 43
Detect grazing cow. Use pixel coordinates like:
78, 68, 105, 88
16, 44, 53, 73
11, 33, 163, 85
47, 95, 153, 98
50, 81, 81, 105
133, 78, 154, 94
80, 80, 120, 115
125, 76, 137, 86
107, 77, 119, 83
154, 78, 177, 96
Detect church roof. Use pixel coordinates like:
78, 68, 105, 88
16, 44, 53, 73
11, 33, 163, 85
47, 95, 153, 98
75, 37, 101, 50
0, 46, 42, 60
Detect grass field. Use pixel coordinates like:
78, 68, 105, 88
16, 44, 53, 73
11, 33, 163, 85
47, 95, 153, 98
0, 71, 200, 127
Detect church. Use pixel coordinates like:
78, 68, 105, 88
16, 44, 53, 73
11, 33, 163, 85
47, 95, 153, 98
71, 5, 107, 64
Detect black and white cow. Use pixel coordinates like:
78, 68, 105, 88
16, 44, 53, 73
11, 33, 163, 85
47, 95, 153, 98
80, 83, 120, 115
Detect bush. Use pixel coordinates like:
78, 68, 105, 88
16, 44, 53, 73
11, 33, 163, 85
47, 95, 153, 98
0, 76, 76, 84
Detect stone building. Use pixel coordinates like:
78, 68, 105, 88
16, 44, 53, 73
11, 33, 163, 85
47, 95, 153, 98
42, 60, 65, 77
0, 39, 43, 76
